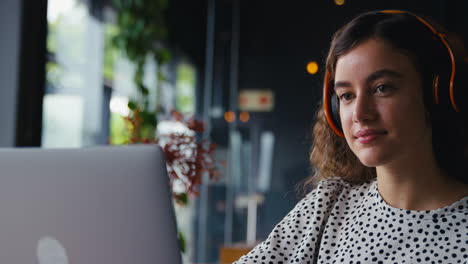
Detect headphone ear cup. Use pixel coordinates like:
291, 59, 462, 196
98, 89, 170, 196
331, 93, 343, 131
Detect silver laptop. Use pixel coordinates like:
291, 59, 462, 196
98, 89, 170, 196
0, 145, 182, 264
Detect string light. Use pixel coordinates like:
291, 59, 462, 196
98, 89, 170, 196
334, 0, 345, 6
224, 111, 236, 123
306, 61, 319, 74
239, 112, 250, 122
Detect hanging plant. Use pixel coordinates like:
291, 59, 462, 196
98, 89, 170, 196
112, 0, 171, 141
111, 0, 222, 204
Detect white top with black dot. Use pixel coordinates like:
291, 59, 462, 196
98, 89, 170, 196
234, 177, 468, 264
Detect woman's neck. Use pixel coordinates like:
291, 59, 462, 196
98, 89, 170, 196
375, 153, 468, 211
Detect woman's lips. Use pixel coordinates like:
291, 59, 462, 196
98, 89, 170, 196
354, 129, 387, 144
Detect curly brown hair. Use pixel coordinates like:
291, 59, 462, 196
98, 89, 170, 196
308, 107, 376, 186
305, 11, 468, 188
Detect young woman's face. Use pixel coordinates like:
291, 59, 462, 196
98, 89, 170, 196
334, 38, 432, 167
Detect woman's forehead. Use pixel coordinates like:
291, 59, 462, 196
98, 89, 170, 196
334, 38, 418, 83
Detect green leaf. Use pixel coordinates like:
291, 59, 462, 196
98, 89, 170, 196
141, 111, 157, 127
133, 65, 144, 85
112, 35, 126, 50
134, 20, 145, 35
126, 46, 137, 61
140, 123, 156, 139
157, 70, 167, 82
128, 100, 138, 110
121, 10, 132, 26
160, 48, 171, 63
178, 231, 186, 253
178, 192, 188, 205
139, 84, 149, 95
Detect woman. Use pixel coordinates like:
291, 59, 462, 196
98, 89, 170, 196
234, 10, 468, 264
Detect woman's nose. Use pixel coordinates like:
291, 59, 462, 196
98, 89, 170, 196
352, 94, 377, 123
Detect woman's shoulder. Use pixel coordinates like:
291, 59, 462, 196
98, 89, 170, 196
234, 177, 376, 264
291, 177, 374, 221
305, 176, 375, 199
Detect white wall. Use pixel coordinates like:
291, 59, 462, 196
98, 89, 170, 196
0, 0, 21, 146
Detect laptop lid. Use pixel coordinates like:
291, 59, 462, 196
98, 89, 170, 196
0, 145, 182, 264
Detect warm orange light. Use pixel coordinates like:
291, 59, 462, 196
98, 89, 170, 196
306, 61, 319, 74
224, 111, 236, 123
239, 112, 250, 122
334, 0, 345, 5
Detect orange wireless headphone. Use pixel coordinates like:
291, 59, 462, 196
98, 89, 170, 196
323, 10, 458, 138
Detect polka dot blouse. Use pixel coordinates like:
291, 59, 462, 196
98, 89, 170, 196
234, 177, 468, 264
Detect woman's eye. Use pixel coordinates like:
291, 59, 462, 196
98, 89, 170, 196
338, 93, 353, 101
375, 84, 392, 94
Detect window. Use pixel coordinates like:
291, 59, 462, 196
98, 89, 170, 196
44, 0, 107, 147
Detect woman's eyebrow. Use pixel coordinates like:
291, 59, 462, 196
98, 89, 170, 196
334, 68, 403, 91
366, 69, 403, 83
334, 81, 352, 91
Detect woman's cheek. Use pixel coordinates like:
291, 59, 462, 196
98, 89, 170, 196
340, 107, 354, 135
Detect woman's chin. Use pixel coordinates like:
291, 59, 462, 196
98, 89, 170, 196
356, 152, 390, 168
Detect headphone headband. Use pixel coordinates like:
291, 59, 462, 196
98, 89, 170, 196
323, 10, 458, 138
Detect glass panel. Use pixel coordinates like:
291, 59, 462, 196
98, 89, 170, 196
176, 62, 196, 114
44, 0, 106, 148
109, 95, 130, 145
45, 2, 202, 264
42, 94, 84, 147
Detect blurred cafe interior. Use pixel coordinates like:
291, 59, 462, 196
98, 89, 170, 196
1, 0, 467, 263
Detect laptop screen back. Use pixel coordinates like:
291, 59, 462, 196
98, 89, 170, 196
0, 145, 181, 264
